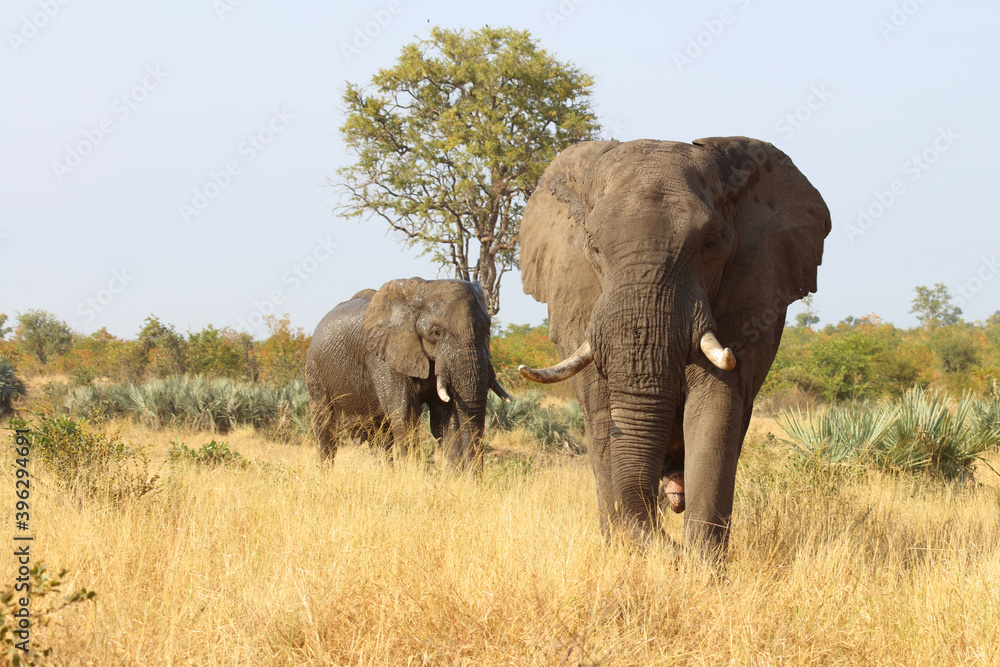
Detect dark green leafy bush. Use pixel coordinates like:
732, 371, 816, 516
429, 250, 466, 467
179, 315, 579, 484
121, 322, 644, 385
6, 414, 158, 502
167, 439, 248, 469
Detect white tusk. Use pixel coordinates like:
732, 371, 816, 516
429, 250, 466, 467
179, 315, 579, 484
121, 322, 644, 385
700, 331, 736, 371
518, 341, 594, 384
491, 379, 512, 402
436, 374, 451, 402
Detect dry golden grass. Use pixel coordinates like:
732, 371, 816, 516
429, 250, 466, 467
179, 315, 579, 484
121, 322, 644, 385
4, 416, 1000, 665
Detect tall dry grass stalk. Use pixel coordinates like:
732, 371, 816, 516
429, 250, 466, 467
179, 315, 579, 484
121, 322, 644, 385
3, 421, 999, 665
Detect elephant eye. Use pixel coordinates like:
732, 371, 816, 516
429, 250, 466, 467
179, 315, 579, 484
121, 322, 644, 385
428, 325, 442, 340
703, 234, 719, 250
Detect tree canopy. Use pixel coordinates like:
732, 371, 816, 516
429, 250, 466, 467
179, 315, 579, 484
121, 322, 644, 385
14, 309, 73, 365
333, 26, 600, 315
794, 295, 820, 329
910, 284, 962, 329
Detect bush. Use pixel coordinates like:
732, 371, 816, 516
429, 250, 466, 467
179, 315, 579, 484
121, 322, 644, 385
0, 357, 26, 417
487, 390, 585, 453
6, 414, 158, 503
53, 328, 136, 383
486, 390, 543, 432
806, 330, 889, 402
168, 439, 248, 469
186, 326, 248, 379
780, 388, 1000, 480
1, 564, 96, 666
257, 315, 309, 385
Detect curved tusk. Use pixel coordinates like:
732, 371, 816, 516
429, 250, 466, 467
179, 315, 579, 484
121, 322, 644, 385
518, 341, 594, 384
436, 374, 451, 402
700, 331, 736, 371
491, 379, 512, 402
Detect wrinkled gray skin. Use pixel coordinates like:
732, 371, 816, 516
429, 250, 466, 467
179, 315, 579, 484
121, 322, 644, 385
306, 277, 497, 471
520, 137, 830, 554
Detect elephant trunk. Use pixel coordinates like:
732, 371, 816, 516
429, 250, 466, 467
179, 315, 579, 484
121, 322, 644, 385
438, 349, 490, 471
593, 282, 691, 539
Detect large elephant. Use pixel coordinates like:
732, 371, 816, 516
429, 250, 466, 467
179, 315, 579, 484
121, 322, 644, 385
518, 137, 830, 553
306, 277, 510, 470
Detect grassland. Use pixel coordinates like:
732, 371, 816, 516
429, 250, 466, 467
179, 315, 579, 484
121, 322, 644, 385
3, 410, 1000, 666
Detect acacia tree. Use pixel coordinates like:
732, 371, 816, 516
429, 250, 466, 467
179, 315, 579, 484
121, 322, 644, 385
15, 310, 73, 366
135, 316, 186, 377
794, 294, 820, 329
910, 284, 962, 330
333, 26, 600, 315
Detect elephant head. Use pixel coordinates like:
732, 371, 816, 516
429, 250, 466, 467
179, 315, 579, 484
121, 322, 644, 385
362, 277, 506, 467
518, 137, 830, 551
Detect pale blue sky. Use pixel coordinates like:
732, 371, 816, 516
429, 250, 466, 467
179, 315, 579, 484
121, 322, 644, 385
3, 0, 997, 338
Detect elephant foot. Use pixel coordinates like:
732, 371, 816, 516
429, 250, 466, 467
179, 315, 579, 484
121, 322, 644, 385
659, 472, 685, 514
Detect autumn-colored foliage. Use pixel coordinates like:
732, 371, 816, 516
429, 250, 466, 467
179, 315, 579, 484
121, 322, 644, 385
2, 308, 998, 412
257, 315, 310, 385
490, 322, 559, 374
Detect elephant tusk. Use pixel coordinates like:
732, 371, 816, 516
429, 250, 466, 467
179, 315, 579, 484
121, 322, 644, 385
518, 341, 594, 384
700, 331, 736, 371
491, 379, 513, 402
436, 374, 451, 403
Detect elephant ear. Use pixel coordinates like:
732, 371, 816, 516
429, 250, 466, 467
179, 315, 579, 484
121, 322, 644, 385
362, 277, 431, 379
468, 281, 490, 317
520, 141, 618, 348
693, 136, 831, 351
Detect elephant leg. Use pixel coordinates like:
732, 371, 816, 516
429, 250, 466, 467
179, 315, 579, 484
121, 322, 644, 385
312, 406, 340, 462
371, 377, 420, 461
306, 363, 340, 462
385, 406, 420, 461
365, 418, 393, 452
428, 404, 446, 442
682, 363, 746, 554
429, 403, 467, 469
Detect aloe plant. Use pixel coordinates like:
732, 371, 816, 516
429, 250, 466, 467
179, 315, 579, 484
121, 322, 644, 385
60, 375, 310, 434
0, 357, 26, 417
486, 390, 585, 452
779, 387, 1000, 479
780, 401, 898, 466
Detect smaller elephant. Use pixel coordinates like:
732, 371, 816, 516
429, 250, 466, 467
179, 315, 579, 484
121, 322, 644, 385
305, 277, 510, 470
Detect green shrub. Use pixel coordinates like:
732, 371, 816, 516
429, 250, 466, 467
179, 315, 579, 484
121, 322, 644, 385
931, 327, 980, 374
168, 439, 248, 469
1, 564, 96, 666
6, 414, 158, 503
806, 331, 889, 402
0, 357, 26, 418
186, 326, 247, 379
